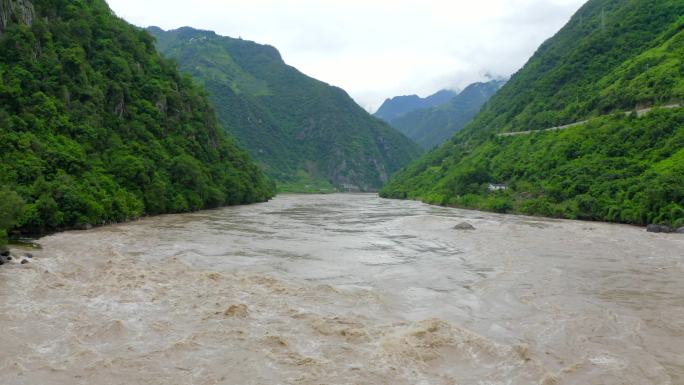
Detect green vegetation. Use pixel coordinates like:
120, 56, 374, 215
385, 109, 684, 226
0, 0, 274, 240
0, 189, 24, 247
382, 0, 684, 227
374, 89, 457, 124
392, 80, 504, 149
276, 171, 337, 194
463, 0, 684, 136
149, 27, 422, 191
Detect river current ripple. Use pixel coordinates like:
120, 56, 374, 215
1, 194, 683, 384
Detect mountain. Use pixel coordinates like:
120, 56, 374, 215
392, 80, 505, 149
374, 89, 458, 124
381, 0, 684, 227
0, 0, 274, 246
148, 27, 422, 193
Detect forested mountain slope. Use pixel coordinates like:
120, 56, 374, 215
392, 80, 504, 149
0, 0, 274, 246
374, 89, 457, 124
149, 27, 422, 192
381, 0, 684, 227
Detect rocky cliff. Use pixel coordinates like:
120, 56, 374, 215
0, 0, 34, 33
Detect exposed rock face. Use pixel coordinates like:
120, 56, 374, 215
0, 0, 35, 33
676, 227, 684, 234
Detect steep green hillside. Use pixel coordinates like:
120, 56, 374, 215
0, 0, 274, 246
149, 27, 421, 192
382, 0, 684, 227
463, 0, 684, 136
392, 80, 504, 149
374, 89, 457, 124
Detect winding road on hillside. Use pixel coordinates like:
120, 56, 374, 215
497, 103, 682, 137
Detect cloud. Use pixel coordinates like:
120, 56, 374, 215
106, 0, 587, 112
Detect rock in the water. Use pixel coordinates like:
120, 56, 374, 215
25, 253, 33, 258
647, 224, 673, 233
676, 227, 684, 234
224, 304, 249, 318
76, 223, 93, 230
6, 255, 11, 260
20, 259, 29, 264
454, 222, 476, 230
0, 249, 9, 257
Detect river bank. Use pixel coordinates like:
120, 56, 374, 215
1, 194, 683, 384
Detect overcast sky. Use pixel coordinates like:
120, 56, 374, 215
107, 0, 587, 112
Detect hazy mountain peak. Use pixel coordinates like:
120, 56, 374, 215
390, 79, 505, 149
374, 89, 459, 123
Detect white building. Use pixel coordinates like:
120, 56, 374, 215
488, 183, 508, 192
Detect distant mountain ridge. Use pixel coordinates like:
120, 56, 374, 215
374, 89, 458, 123
149, 27, 422, 192
392, 80, 505, 149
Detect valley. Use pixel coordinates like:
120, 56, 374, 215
0, 1, 683, 384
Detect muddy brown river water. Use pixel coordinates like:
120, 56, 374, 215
1, 193, 683, 385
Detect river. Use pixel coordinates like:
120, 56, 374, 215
1, 193, 683, 385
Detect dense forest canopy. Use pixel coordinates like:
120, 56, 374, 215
149, 27, 422, 193
0, 0, 274, 247
381, 0, 684, 227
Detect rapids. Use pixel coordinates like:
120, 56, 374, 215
1, 194, 683, 384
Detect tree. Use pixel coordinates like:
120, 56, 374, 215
0, 189, 25, 247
